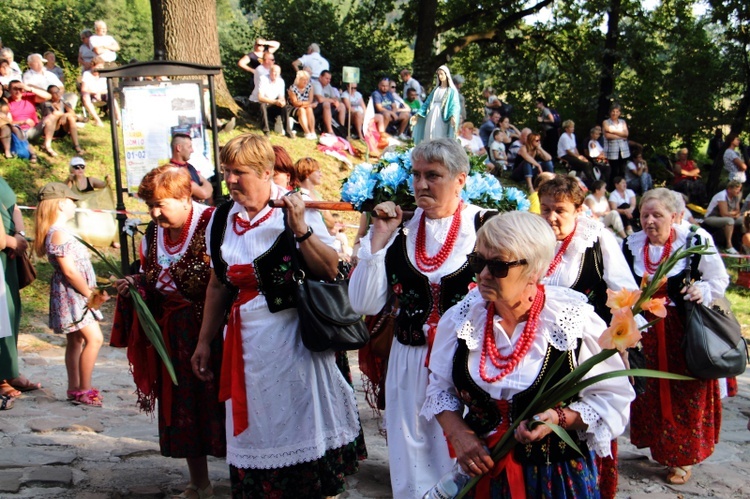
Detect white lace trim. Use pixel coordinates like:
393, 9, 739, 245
421, 391, 463, 421
568, 216, 601, 253
691, 280, 713, 305
624, 230, 648, 256
569, 401, 612, 458
226, 427, 360, 469
456, 286, 590, 353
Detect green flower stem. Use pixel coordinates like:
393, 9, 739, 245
75, 236, 178, 385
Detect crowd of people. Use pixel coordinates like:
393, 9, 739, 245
0, 27, 748, 499
0, 21, 119, 163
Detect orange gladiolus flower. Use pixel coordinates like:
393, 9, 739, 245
605, 288, 642, 311
598, 308, 642, 352
641, 297, 667, 318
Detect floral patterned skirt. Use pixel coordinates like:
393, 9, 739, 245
630, 309, 721, 466
468, 450, 599, 498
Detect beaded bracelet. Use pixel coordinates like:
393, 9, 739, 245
554, 406, 567, 429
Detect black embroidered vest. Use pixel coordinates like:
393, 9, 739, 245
384, 210, 498, 346
452, 338, 588, 465
571, 240, 611, 323
209, 200, 302, 313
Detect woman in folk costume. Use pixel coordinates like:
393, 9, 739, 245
349, 138, 496, 498
111, 165, 225, 498
622, 188, 728, 485
423, 211, 634, 498
537, 175, 642, 498
191, 134, 361, 498
412, 66, 461, 145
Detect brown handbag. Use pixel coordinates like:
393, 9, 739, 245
16, 250, 37, 289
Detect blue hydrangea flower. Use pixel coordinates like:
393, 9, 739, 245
377, 162, 410, 192
382, 151, 400, 163
341, 163, 376, 209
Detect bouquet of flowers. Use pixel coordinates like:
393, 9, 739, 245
451, 241, 711, 498
340, 147, 529, 213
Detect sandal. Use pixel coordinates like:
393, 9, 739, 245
29, 154, 38, 164
8, 375, 42, 392
42, 145, 58, 157
72, 388, 103, 407
666, 465, 692, 485
0, 394, 13, 410
66, 389, 83, 401
174, 483, 213, 499
0, 382, 21, 398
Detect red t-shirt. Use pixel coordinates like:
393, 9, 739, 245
674, 159, 698, 183
8, 93, 39, 129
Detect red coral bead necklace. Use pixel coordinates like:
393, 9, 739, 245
480, 285, 545, 383
164, 207, 193, 254
545, 220, 578, 277
415, 200, 463, 273
643, 229, 673, 275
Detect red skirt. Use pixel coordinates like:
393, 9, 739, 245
630, 308, 721, 466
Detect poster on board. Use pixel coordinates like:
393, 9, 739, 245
121, 82, 213, 192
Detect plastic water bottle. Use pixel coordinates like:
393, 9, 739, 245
422, 463, 471, 499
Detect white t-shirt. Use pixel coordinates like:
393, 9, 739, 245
341, 90, 364, 111
258, 75, 286, 102
298, 52, 329, 78
89, 34, 118, 62
557, 132, 577, 159
589, 140, 604, 158
249, 65, 270, 102
459, 135, 485, 155
706, 189, 741, 218
490, 141, 506, 163
22, 68, 63, 91
585, 194, 609, 217
609, 189, 635, 207
81, 70, 107, 95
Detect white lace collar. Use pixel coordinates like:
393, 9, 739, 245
565, 215, 602, 253
456, 286, 590, 352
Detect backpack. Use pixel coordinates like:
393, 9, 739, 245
10, 132, 31, 159
548, 107, 562, 128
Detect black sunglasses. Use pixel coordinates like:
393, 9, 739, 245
467, 252, 527, 278
72, 165, 85, 170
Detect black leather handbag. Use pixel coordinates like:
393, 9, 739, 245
682, 227, 748, 379
284, 218, 369, 352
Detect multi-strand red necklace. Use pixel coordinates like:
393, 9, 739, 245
643, 229, 673, 275
415, 201, 462, 273
164, 207, 193, 254
233, 209, 274, 236
545, 221, 578, 277
479, 285, 545, 383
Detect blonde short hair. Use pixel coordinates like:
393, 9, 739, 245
220, 133, 275, 177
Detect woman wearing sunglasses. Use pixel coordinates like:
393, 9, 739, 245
537, 174, 641, 498
423, 211, 634, 497
349, 137, 493, 498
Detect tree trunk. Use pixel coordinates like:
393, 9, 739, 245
150, 0, 241, 116
597, 0, 621, 124
412, 0, 439, 86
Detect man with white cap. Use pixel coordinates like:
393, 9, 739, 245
22, 54, 63, 91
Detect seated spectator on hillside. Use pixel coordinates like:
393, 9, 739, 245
0, 97, 27, 159
40, 84, 83, 157
625, 151, 653, 194
479, 110, 500, 147
704, 180, 744, 254
488, 129, 508, 175
6, 80, 50, 162
458, 122, 485, 156
400, 69, 422, 100
512, 132, 554, 192
493, 115, 520, 146
168, 133, 213, 202
287, 70, 317, 140
341, 83, 364, 139
507, 127, 530, 165
404, 88, 422, 115
586, 125, 611, 181
78, 29, 96, 72
584, 180, 627, 240
258, 65, 289, 137
292, 43, 329, 80
608, 176, 637, 235
237, 38, 280, 75
0, 48, 22, 77
482, 87, 500, 118
557, 119, 596, 185
23, 53, 63, 91
89, 20, 119, 64
43, 52, 64, 85
673, 147, 707, 205
0, 59, 14, 87
389, 80, 407, 108
371, 77, 410, 139
723, 133, 747, 185
80, 58, 109, 127
536, 97, 558, 155
312, 70, 345, 135
248, 52, 274, 108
